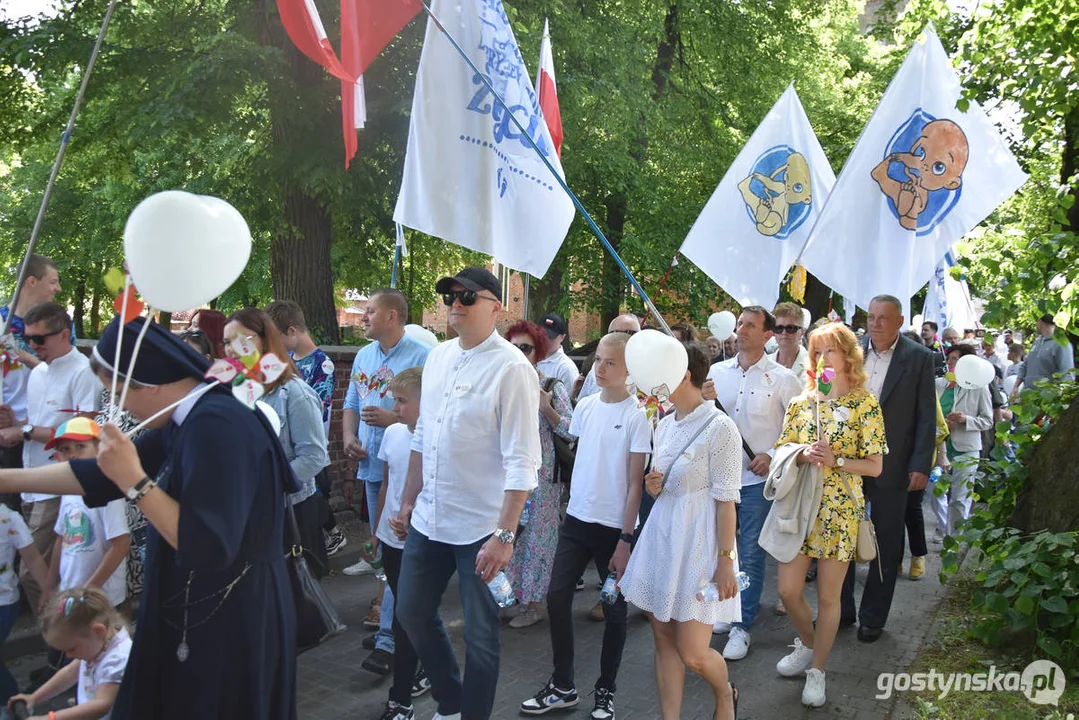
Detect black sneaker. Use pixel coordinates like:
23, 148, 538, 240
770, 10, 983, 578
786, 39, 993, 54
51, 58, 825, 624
575, 577, 585, 591
378, 701, 414, 720
362, 648, 393, 676
591, 687, 615, 720
411, 666, 431, 698
325, 528, 348, 556
362, 633, 378, 650
520, 678, 579, 715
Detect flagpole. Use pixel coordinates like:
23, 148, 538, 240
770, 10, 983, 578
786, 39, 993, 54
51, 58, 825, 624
420, 2, 673, 337
522, 273, 531, 319
390, 245, 402, 289
2, 0, 119, 336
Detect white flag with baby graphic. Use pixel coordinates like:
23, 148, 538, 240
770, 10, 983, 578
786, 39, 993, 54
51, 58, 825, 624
798, 26, 1027, 315
680, 84, 835, 309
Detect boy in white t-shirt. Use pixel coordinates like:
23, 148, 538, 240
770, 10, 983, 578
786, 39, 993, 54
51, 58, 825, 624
0, 503, 49, 703
521, 332, 651, 720
41, 419, 130, 614
367, 367, 428, 720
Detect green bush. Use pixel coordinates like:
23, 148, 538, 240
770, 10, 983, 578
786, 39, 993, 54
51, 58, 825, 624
941, 375, 1079, 668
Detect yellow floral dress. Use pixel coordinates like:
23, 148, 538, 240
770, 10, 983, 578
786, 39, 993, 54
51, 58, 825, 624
774, 387, 888, 561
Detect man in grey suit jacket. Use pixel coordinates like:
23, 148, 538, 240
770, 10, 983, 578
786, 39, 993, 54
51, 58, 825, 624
842, 295, 937, 642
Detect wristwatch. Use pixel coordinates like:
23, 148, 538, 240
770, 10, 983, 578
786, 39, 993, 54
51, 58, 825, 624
125, 476, 156, 503
21, 424, 32, 442
835, 457, 846, 469
619, 533, 634, 544
493, 528, 515, 544
718, 548, 737, 561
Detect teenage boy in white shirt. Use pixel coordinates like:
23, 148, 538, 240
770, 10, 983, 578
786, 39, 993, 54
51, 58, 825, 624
521, 332, 650, 720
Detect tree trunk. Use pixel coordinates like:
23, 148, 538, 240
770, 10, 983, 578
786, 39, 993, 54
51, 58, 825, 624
253, 0, 339, 343
527, 266, 565, 325
1062, 102, 1079, 232
89, 275, 101, 336
1011, 395, 1079, 534
73, 277, 86, 339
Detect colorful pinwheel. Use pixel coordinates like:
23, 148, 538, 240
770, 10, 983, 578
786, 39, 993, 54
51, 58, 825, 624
205, 335, 287, 409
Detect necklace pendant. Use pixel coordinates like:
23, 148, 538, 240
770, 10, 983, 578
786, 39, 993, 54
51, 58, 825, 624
176, 642, 190, 662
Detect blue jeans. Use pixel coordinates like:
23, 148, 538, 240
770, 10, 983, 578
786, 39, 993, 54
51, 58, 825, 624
397, 529, 500, 720
734, 482, 771, 631
364, 478, 395, 654
0, 601, 20, 704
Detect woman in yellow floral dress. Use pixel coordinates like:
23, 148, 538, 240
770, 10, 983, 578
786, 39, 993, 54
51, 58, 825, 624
771, 323, 887, 708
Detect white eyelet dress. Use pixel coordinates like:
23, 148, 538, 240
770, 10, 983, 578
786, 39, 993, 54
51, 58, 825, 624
619, 403, 743, 625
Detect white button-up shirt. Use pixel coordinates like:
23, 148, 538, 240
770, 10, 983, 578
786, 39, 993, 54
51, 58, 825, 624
537, 346, 579, 391
768, 344, 809, 385
865, 334, 899, 399
411, 328, 541, 545
708, 354, 801, 488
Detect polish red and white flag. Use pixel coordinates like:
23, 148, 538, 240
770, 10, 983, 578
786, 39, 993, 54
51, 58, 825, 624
535, 18, 563, 158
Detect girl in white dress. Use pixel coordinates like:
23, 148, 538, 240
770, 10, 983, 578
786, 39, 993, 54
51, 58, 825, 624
619, 342, 741, 720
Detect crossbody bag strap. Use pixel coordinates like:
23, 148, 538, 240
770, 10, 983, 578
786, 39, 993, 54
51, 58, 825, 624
661, 410, 721, 488
711, 397, 757, 462
837, 473, 866, 517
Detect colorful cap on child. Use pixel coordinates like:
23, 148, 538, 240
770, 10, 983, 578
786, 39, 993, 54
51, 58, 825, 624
44, 417, 102, 450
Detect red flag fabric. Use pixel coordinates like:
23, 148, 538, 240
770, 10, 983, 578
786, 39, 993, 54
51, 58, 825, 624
536, 18, 563, 158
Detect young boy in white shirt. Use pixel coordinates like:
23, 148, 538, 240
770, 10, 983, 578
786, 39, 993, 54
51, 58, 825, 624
368, 367, 428, 720
521, 332, 651, 720
0, 502, 49, 703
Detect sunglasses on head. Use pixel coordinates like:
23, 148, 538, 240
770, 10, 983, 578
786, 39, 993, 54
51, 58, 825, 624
611, 329, 638, 336
25, 329, 64, 345
441, 289, 496, 307
773, 324, 801, 335
513, 343, 535, 355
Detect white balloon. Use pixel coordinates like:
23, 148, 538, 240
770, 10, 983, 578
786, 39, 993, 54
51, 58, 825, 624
954, 355, 995, 390
404, 324, 439, 348
124, 191, 252, 312
801, 308, 812, 329
911, 314, 924, 331
1002, 375, 1019, 397
625, 329, 688, 399
707, 311, 736, 341
256, 400, 281, 436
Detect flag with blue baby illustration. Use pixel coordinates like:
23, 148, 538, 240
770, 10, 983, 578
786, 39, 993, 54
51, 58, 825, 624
680, 83, 835, 309
393, 0, 574, 278
798, 26, 1027, 317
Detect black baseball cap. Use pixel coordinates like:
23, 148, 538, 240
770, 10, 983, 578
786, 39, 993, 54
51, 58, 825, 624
541, 313, 569, 339
435, 267, 502, 299
1040, 313, 1055, 325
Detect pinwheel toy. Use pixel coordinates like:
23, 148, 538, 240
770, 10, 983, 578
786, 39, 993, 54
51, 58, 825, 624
205, 335, 287, 409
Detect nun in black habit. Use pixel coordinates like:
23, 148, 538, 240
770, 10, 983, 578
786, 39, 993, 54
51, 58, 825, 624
0, 316, 298, 719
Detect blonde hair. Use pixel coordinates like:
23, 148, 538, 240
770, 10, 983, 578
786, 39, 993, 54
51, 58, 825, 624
597, 332, 631, 354
388, 366, 423, 395
806, 323, 867, 393
41, 587, 128, 639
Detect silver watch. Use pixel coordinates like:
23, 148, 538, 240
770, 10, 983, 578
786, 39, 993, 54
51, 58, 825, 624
493, 528, 515, 544
835, 457, 846, 469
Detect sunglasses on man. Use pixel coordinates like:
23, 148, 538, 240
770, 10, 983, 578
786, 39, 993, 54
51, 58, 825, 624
773, 324, 802, 335
611, 329, 638, 336
25, 329, 64, 345
441, 290, 497, 307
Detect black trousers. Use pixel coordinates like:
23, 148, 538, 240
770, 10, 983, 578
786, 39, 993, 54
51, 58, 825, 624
841, 479, 908, 630
382, 545, 421, 707
313, 468, 337, 532
547, 515, 627, 692
292, 494, 329, 580
904, 489, 927, 558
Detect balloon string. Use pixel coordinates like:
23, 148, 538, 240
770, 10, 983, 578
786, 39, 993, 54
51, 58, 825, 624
109, 275, 130, 423
116, 307, 155, 417
126, 381, 220, 436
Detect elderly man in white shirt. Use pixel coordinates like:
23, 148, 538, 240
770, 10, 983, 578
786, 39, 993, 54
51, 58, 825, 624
392, 267, 540, 720
573, 314, 642, 403
703, 306, 801, 661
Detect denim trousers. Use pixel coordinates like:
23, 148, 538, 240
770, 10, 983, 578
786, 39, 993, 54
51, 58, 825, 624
365, 478, 395, 654
733, 482, 771, 631
0, 601, 21, 703
396, 529, 500, 720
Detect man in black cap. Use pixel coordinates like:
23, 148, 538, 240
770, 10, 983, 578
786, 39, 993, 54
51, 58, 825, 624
538, 312, 579, 390
0, 316, 299, 719
1012, 314, 1075, 398
392, 267, 541, 720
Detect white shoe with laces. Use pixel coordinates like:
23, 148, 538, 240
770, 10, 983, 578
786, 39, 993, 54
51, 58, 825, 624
802, 667, 826, 707
343, 558, 376, 576
776, 637, 815, 677
722, 626, 751, 660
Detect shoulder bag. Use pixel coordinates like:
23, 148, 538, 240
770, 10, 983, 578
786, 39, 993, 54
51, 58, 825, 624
838, 473, 883, 582
542, 377, 577, 483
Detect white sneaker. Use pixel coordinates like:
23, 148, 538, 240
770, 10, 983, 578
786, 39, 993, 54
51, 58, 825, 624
776, 637, 815, 677
432, 714, 461, 720
712, 621, 732, 635
343, 558, 376, 576
722, 626, 751, 660
802, 667, 826, 707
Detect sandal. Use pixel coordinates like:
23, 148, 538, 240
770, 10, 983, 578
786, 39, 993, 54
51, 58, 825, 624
714, 682, 738, 720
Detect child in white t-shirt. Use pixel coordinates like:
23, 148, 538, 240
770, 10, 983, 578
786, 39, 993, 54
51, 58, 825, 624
520, 332, 651, 718
0, 503, 49, 703
368, 367, 428, 720
41, 419, 130, 612
9, 587, 132, 720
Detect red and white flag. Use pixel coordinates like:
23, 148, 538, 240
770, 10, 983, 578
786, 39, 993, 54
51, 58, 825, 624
535, 18, 563, 158
276, 0, 421, 167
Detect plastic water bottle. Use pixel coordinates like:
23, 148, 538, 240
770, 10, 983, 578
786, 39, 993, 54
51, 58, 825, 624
487, 571, 516, 608
695, 572, 751, 602
375, 568, 386, 582
929, 466, 943, 483
519, 498, 533, 528
599, 573, 619, 604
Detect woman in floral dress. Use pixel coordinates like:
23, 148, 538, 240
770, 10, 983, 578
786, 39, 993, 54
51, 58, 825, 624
504, 321, 573, 628
772, 323, 887, 708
